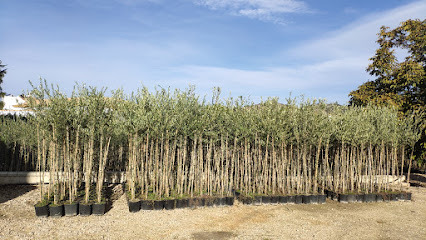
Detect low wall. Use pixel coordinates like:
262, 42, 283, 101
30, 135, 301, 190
0, 172, 408, 186
0, 171, 126, 185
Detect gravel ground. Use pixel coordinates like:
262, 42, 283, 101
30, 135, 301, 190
0, 181, 425, 240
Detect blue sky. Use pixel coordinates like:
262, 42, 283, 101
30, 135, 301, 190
1, 0, 425, 104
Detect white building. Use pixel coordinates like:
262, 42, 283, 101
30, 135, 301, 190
1, 94, 26, 110
0, 94, 32, 116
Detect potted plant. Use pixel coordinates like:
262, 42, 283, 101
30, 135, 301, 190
287, 195, 296, 204
318, 194, 326, 204
93, 199, 107, 215
49, 202, 64, 217
225, 196, 234, 206
279, 196, 288, 204
127, 189, 141, 213
140, 199, 154, 210
153, 200, 165, 210
64, 200, 78, 216
253, 195, 262, 205
34, 198, 49, 217
271, 195, 279, 204
302, 195, 312, 204
164, 198, 176, 210
295, 195, 303, 204
128, 199, 141, 212
93, 133, 111, 216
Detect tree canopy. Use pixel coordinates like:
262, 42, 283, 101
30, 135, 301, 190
0, 60, 7, 109
349, 19, 426, 163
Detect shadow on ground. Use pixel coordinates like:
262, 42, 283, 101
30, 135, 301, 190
105, 183, 123, 214
408, 173, 426, 187
0, 184, 37, 204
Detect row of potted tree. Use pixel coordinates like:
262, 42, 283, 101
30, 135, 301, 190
0, 81, 418, 216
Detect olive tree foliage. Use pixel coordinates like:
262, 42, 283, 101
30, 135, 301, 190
0, 60, 7, 109
349, 19, 426, 164
1, 78, 422, 202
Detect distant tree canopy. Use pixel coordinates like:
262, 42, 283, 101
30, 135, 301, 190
349, 19, 426, 164
0, 60, 7, 110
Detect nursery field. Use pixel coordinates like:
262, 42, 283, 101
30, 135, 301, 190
0, 182, 425, 240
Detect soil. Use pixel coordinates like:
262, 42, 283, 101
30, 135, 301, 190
0, 179, 425, 240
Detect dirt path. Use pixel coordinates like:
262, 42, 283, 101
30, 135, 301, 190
0, 185, 425, 240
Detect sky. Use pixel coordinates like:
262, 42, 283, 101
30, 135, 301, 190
0, 0, 425, 104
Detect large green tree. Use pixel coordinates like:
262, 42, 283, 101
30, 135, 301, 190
349, 19, 426, 164
0, 60, 6, 109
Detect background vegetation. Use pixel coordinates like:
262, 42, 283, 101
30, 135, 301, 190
350, 19, 426, 167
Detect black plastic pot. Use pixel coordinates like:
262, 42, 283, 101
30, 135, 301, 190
331, 192, 339, 201
199, 198, 206, 207
34, 204, 49, 217
183, 198, 190, 207
79, 203, 92, 216
262, 196, 271, 204
279, 196, 288, 204
302, 195, 312, 204
287, 196, 296, 204
390, 193, 398, 201
381, 193, 390, 202
226, 196, 234, 206
344, 194, 355, 203
221, 197, 229, 206
404, 192, 412, 201
376, 194, 384, 202
164, 199, 175, 210
364, 194, 376, 203
253, 196, 262, 205
271, 196, 279, 204
356, 194, 365, 203
204, 198, 214, 207
64, 203, 78, 216
242, 197, 253, 205
213, 197, 222, 206
326, 190, 333, 199
92, 203, 106, 215
175, 199, 183, 209
154, 200, 164, 210
339, 194, 348, 203
141, 200, 154, 210
128, 200, 141, 213
181, 199, 190, 208
223, 197, 231, 206
295, 195, 303, 204
221, 197, 230, 206
318, 194, 326, 204
189, 198, 200, 208
310, 195, 319, 204
49, 204, 64, 217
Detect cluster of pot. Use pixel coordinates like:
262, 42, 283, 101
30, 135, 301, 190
34, 202, 107, 217
238, 194, 327, 205
35, 191, 414, 217
128, 196, 235, 212
325, 190, 412, 203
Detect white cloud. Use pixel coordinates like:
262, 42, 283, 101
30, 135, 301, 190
194, 0, 308, 24
287, 1, 426, 61
170, 1, 426, 103
162, 56, 365, 103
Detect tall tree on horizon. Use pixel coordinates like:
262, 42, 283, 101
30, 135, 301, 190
349, 19, 426, 164
0, 60, 7, 110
